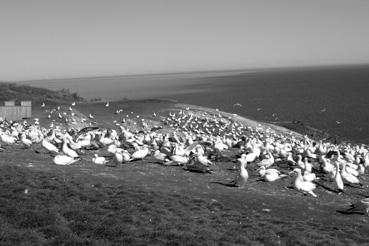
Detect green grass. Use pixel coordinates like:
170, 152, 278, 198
0, 163, 368, 246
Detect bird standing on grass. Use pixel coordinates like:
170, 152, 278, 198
292, 168, 317, 197
334, 161, 344, 193
232, 155, 249, 188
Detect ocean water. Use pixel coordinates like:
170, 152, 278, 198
19, 65, 369, 144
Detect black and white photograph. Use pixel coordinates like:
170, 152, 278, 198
0, 0, 369, 245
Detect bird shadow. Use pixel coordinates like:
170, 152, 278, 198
313, 180, 341, 194
209, 181, 240, 188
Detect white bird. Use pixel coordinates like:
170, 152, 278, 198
292, 168, 317, 197
364, 152, 369, 168
89, 114, 94, 119
258, 166, 286, 182
122, 150, 131, 162
105, 101, 110, 107
287, 152, 296, 165
334, 162, 344, 192
21, 133, 33, 148
242, 151, 257, 163
341, 162, 361, 185
302, 158, 316, 182
257, 152, 274, 168
196, 153, 213, 166
114, 152, 123, 164
62, 138, 78, 158
92, 154, 108, 165
169, 155, 189, 165
296, 155, 305, 169
1, 134, 16, 145
41, 102, 45, 108
153, 150, 167, 161
321, 156, 334, 174
233, 156, 249, 188
53, 155, 80, 165
41, 138, 59, 153
130, 145, 149, 161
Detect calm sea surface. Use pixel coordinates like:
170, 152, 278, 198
20, 65, 369, 144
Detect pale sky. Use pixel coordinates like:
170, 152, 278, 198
1, 0, 369, 81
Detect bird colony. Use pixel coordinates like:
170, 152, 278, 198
1, 101, 369, 214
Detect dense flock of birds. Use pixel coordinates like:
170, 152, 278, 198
1, 101, 369, 213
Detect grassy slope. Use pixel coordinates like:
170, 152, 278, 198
0, 82, 83, 103
1, 142, 369, 246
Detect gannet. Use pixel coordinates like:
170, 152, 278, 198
131, 145, 149, 160
122, 150, 131, 162
169, 155, 189, 165
258, 166, 286, 182
257, 151, 274, 168
20, 133, 32, 148
92, 154, 108, 165
287, 152, 296, 165
153, 150, 167, 161
53, 155, 80, 165
1, 133, 16, 145
302, 158, 316, 182
292, 168, 317, 197
364, 153, 369, 168
114, 151, 123, 164
62, 138, 78, 158
296, 155, 305, 170
334, 162, 344, 192
341, 162, 361, 186
41, 138, 59, 153
196, 153, 213, 166
233, 155, 248, 188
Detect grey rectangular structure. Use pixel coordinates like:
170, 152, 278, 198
0, 101, 32, 121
